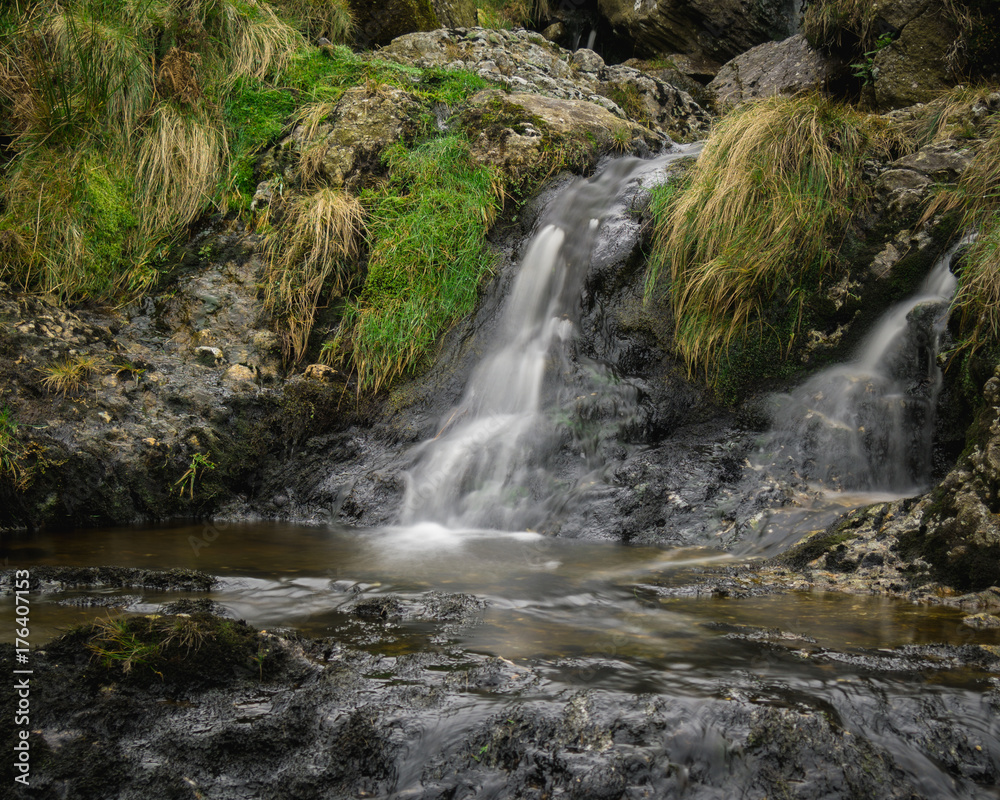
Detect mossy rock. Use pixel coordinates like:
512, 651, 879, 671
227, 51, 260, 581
50, 613, 283, 689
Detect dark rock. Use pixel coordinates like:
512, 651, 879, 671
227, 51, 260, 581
597, 0, 801, 64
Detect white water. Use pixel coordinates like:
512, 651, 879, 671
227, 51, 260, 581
401, 148, 699, 530
763, 238, 968, 492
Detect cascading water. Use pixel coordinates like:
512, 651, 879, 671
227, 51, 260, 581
400, 148, 698, 531
761, 238, 969, 493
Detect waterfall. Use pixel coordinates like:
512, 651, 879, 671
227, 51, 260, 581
761, 238, 968, 493
400, 149, 696, 531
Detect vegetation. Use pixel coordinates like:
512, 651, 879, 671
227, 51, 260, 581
83, 612, 279, 685
328, 136, 502, 392
175, 452, 217, 499
0, 0, 318, 301
805, 0, 1000, 80
264, 187, 365, 362
0, 406, 31, 490
38, 354, 106, 396
645, 94, 897, 394
272, 0, 353, 43
476, 0, 549, 30
927, 114, 1000, 357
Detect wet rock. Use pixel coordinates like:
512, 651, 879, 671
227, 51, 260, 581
708, 34, 844, 110
891, 139, 974, 183
963, 613, 1000, 630
303, 363, 339, 382
222, 363, 257, 391
0, 565, 217, 592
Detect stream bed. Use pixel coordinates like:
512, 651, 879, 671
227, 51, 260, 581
3, 520, 1000, 798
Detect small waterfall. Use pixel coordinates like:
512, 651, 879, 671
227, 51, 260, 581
401, 149, 695, 530
762, 239, 968, 492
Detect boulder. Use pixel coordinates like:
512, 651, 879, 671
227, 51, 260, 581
708, 34, 844, 110
596, 0, 800, 64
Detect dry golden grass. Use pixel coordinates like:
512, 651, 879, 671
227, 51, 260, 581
648, 94, 896, 384
803, 0, 878, 48
264, 187, 365, 363
44, 5, 155, 140
272, 0, 354, 42
157, 46, 203, 105
137, 104, 227, 230
39, 354, 107, 397
292, 100, 338, 187
224, 0, 302, 83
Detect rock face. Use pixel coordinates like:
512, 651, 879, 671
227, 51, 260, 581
873, 3, 958, 108
597, 0, 801, 64
348, 0, 439, 47
380, 28, 711, 140
0, 233, 291, 530
708, 34, 843, 109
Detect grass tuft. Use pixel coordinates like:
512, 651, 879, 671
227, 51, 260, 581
264, 187, 365, 363
38, 355, 107, 396
646, 94, 896, 391
137, 104, 227, 232
272, 0, 354, 43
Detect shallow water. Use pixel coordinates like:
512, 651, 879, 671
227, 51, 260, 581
4, 520, 996, 663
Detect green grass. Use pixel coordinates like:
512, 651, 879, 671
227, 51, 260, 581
645, 94, 897, 395
0, 406, 30, 491
327, 136, 501, 392
0, 0, 305, 301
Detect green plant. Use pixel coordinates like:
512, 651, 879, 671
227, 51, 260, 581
0, 406, 30, 490
924, 114, 1000, 357
476, 0, 549, 29
645, 94, 897, 393
38, 354, 106, 396
87, 615, 165, 676
803, 0, 880, 50
0, 0, 304, 302
175, 451, 217, 499
851, 32, 893, 86
332, 136, 501, 392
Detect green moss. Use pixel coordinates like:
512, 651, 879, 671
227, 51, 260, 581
603, 82, 649, 125
224, 79, 297, 205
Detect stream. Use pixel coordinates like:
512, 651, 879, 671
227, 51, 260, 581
4, 151, 1000, 798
